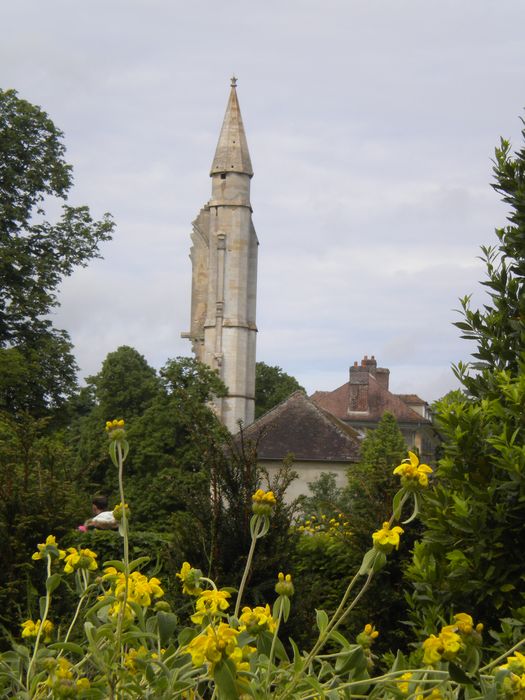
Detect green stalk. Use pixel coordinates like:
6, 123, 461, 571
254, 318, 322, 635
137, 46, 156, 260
234, 516, 264, 618
26, 553, 52, 691
265, 598, 284, 693
480, 636, 525, 672
115, 441, 130, 665
61, 569, 90, 650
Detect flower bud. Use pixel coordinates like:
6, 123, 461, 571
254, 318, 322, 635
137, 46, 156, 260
252, 489, 277, 517
275, 572, 294, 597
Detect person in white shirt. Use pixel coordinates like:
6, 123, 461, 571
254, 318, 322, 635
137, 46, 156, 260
84, 495, 118, 530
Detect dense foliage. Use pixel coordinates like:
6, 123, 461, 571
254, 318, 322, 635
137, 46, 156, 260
291, 414, 417, 653
0, 423, 518, 699
406, 116, 525, 639
0, 88, 114, 417
254, 362, 304, 418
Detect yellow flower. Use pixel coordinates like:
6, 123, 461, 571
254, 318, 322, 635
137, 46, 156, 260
397, 672, 413, 694
239, 605, 277, 634
191, 589, 231, 624
31, 535, 66, 561
102, 567, 164, 608
439, 625, 462, 658
372, 522, 404, 552
416, 690, 444, 700
252, 489, 277, 515
124, 645, 150, 674
275, 572, 294, 597
453, 612, 473, 634
108, 599, 135, 623
500, 650, 525, 674
113, 502, 130, 522
357, 622, 379, 648
105, 418, 126, 441
21, 619, 54, 644
393, 451, 433, 487
422, 625, 463, 666
500, 671, 525, 699
176, 562, 203, 596
105, 418, 125, 431
63, 547, 98, 574
45, 657, 90, 694
187, 623, 253, 673
422, 634, 443, 665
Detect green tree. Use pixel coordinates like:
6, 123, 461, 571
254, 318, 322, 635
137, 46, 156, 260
345, 412, 408, 547
254, 362, 304, 418
406, 117, 525, 639
454, 124, 525, 398
74, 353, 229, 527
291, 414, 413, 653
0, 88, 113, 415
86, 345, 159, 421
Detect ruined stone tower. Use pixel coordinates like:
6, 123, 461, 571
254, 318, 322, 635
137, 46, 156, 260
182, 78, 258, 432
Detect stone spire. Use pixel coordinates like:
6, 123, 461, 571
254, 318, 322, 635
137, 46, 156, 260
210, 76, 253, 177
183, 78, 258, 433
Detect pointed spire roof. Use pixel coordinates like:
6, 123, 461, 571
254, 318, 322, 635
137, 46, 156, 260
210, 76, 253, 177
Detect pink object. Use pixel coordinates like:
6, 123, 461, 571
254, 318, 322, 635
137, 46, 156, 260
78, 525, 88, 532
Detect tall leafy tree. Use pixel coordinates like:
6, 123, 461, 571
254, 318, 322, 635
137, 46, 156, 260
454, 123, 525, 396
255, 362, 304, 418
0, 88, 114, 415
407, 117, 525, 639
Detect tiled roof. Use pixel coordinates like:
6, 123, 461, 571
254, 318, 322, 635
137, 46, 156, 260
240, 391, 361, 461
311, 375, 430, 424
396, 394, 427, 405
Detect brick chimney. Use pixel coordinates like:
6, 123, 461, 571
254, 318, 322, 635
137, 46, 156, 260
375, 366, 390, 390
349, 358, 370, 412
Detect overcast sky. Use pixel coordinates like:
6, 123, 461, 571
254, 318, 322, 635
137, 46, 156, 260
3, 0, 525, 401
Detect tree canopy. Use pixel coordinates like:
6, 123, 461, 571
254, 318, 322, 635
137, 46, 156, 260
407, 116, 525, 638
254, 362, 304, 418
0, 88, 114, 415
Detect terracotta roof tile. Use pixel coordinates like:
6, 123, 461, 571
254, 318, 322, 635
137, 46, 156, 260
311, 376, 430, 424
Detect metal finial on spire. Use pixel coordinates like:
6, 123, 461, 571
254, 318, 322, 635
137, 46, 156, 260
230, 75, 237, 88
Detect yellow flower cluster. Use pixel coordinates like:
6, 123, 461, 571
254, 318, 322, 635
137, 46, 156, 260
191, 589, 231, 624
187, 622, 254, 673
252, 489, 276, 505
393, 451, 433, 488
105, 418, 125, 431
45, 657, 90, 696
297, 513, 351, 537
396, 673, 444, 699
112, 502, 130, 522
176, 562, 203, 596
372, 522, 404, 552
422, 613, 483, 666
63, 547, 98, 574
356, 623, 379, 649
239, 604, 278, 634
252, 489, 277, 516
21, 619, 54, 643
124, 645, 160, 674
499, 650, 525, 699
31, 535, 65, 562
101, 567, 164, 621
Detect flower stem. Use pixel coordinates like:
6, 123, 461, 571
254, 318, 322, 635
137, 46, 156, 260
234, 516, 263, 618
265, 598, 284, 692
115, 441, 130, 663
480, 636, 525, 672
26, 554, 52, 691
